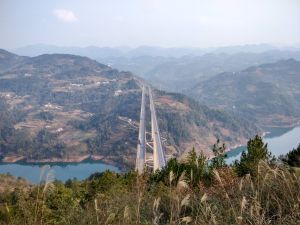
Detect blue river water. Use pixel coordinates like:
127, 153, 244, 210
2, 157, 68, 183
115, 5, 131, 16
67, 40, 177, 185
226, 126, 300, 164
0, 126, 299, 183
0, 161, 120, 183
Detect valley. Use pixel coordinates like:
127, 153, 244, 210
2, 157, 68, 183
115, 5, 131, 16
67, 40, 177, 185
11, 45, 300, 129
0, 50, 260, 168
1, 1, 300, 224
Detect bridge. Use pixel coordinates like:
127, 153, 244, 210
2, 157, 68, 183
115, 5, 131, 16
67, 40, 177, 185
135, 86, 166, 174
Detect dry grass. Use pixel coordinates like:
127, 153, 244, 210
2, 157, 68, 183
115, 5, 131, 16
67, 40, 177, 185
1, 161, 300, 225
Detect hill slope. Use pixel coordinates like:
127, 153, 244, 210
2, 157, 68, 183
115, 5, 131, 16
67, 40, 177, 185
0, 49, 27, 72
0, 50, 260, 168
189, 59, 300, 127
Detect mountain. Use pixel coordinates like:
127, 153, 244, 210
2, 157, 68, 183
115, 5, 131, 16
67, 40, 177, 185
12, 44, 300, 93
0, 50, 260, 168
12, 44, 128, 58
189, 59, 300, 127
11, 43, 283, 59
0, 49, 27, 72
104, 50, 300, 93
211, 43, 276, 54
11, 44, 207, 58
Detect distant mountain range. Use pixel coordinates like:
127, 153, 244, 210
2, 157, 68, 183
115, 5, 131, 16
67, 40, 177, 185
11, 44, 300, 94
0, 49, 260, 168
11, 43, 285, 58
103, 50, 300, 92
189, 59, 300, 127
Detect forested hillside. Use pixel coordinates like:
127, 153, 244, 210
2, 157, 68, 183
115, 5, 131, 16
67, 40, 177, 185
0, 50, 260, 167
189, 59, 300, 127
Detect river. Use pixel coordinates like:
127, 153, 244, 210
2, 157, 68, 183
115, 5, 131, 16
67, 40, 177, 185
226, 126, 300, 164
0, 160, 120, 183
1, 126, 299, 183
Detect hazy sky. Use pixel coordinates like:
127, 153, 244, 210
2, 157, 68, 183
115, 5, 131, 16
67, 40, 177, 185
1, 0, 300, 48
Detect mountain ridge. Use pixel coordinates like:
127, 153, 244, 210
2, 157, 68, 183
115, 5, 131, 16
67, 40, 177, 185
189, 59, 300, 127
0, 49, 260, 168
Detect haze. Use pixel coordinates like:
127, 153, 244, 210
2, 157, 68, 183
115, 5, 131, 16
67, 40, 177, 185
1, 0, 300, 49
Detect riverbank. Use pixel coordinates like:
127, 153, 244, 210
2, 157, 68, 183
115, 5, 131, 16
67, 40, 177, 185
1, 125, 299, 183
225, 125, 300, 164
0, 154, 126, 171
224, 122, 300, 158
0, 161, 121, 183
1, 156, 25, 163
2, 123, 299, 169
1, 155, 91, 163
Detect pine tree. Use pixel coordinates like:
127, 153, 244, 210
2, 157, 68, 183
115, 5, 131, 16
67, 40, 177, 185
234, 135, 274, 176
210, 139, 226, 169
282, 144, 300, 167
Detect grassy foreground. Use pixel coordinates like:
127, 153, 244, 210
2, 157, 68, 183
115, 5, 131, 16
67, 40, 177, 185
0, 138, 300, 225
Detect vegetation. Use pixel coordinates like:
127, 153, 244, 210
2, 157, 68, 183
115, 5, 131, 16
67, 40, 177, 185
234, 135, 275, 176
190, 59, 300, 127
0, 51, 261, 166
210, 139, 226, 169
0, 174, 30, 193
34, 111, 54, 121
1, 137, 300, 225
282, 144, 300, 167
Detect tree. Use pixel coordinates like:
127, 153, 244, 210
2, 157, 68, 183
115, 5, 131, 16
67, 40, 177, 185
186, 147, 197, 166
210, 139, 227, 169
282, 144, 300, 167
234, 135, 274, 176
150, 148, 212, 186
186, 147, 210, 185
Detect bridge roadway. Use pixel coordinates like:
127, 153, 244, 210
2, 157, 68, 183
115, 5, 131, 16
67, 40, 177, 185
135, 85, 166, 173
135, 86, 146, 174
148, 86, 166, 171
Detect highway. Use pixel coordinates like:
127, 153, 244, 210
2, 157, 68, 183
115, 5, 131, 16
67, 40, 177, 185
135, 86, 146, 174
148, 86, 166, 171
